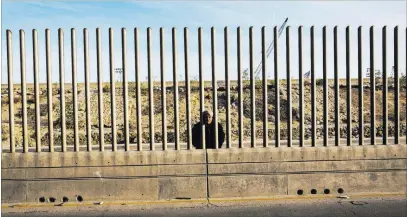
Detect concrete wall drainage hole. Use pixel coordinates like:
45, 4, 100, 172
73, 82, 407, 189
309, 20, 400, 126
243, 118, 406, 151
298, 189, 333, 195
62, 197, 69, 203
76, 195, 84, 202
338, 188, 345, 194
49, 197, 56, 203
175, 197, 191, 200
39, 197, 46, 203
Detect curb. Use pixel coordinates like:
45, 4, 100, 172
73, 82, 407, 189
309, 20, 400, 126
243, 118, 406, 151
2, 192, 406, 209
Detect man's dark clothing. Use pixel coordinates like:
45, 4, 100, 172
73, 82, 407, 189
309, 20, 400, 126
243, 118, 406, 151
192, 122, 225, 149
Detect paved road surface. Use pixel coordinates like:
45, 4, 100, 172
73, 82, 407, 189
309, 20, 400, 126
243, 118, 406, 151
3, 197, 407, 217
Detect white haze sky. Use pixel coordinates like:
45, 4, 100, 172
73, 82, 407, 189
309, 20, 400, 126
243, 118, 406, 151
2, 0, 407, 84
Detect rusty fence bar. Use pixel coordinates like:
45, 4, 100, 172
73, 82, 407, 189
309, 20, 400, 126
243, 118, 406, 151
274, 26, 280, 147
33, 29, 41, 152
109, 28, 117, 151
249, 27, 255, 148
334, 26, 340, 146
173, 28, 179, 150
148, 27, 154, 151
346, 26, 352, 146
58, 29, 67, 152
46, 29, 54, 152
198, 27, 205, 149
262, 26, 268, 148
3, 26, 407, 153
310, 26, 316, 147
96, 28, 104, 151
19, 30, 28, 152
161, 28, 167, 150
370, 26, 376, 145
286, 26, 291, 147
7, 30, 15, 153
225, 27, 231, 148
122, 28, 129, 151
71, 28, 79, 152
298, 26, 304, 147
237, 27, 243, 148
358, 26, 364, 146
84, 28, 92, 151
185, 27, 192, 150
394, 26, 399, 144
383, 26, 388, 145
323, 26, 328, 147
212, 27, 219, 149
135, 28, 142, 151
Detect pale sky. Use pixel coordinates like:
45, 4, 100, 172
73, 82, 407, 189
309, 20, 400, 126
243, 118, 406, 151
2, 1, 407, 84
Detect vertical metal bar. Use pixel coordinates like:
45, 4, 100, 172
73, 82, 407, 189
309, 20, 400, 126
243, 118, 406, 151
262, 26, 268, 148
334, 26, 340, 146
394, 26, 399, 144
172, 28, 179, 150
286, 26, 292, 147
298, 26, 304, 147
382, 26, 388, 145
109, 28, 117, 151
346, 26, 352, 146
160, 28, 167, 150
96, 28, 104, 152
405, 27, 407, 144
237, 27, 243, 148
310, 26, 316, 147
185, 27, 192, 150
84, 28, 91, 152
323, 26, 328, 147
212, 27, 219, 149
148, 27, 155, 151
71, 28, 79, 152
58, 29, 66, 152
274, 26, 280, 147
249, 26, 255, 148
6, 30, 15, 153
224, 27, 231, 148
46, 29, 54, 152
19, 30, 28, 152
358, 26, 364, 146
33, 29, 41, 152
198, 27, 205, 149
122, 28, 129, 151
370, 26, 376, 145
135, 28, 142, 151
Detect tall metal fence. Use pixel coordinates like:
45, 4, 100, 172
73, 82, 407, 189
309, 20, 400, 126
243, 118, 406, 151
2, 26, 407, 153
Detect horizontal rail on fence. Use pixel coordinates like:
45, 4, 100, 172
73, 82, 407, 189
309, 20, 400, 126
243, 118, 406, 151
2, 26, 407, 154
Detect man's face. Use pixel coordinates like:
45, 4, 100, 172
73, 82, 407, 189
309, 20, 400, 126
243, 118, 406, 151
203, 112, 212, 125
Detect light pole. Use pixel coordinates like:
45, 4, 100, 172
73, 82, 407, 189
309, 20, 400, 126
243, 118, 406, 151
115, 68, 123, 91
115, 68, 123, 83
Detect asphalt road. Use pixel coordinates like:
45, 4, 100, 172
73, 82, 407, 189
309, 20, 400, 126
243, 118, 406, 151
3, 197, 407, 217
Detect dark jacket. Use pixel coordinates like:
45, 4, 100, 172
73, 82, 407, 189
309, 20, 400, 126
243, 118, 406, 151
192, 122, 225, 149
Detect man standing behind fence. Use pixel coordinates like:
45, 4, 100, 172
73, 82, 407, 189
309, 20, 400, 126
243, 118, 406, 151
192, 111, 225, 149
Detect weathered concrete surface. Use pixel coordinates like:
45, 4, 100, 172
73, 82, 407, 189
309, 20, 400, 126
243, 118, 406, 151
206, 145, 407, 198
1, 150, 206, 168
2, 150, 207, 203
2, 145, 407, 204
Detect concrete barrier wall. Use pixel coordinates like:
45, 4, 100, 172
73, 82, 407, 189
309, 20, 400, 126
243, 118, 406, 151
1, 150, 208, 203
207, 145, 407, 198
2, 145, 407, 203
